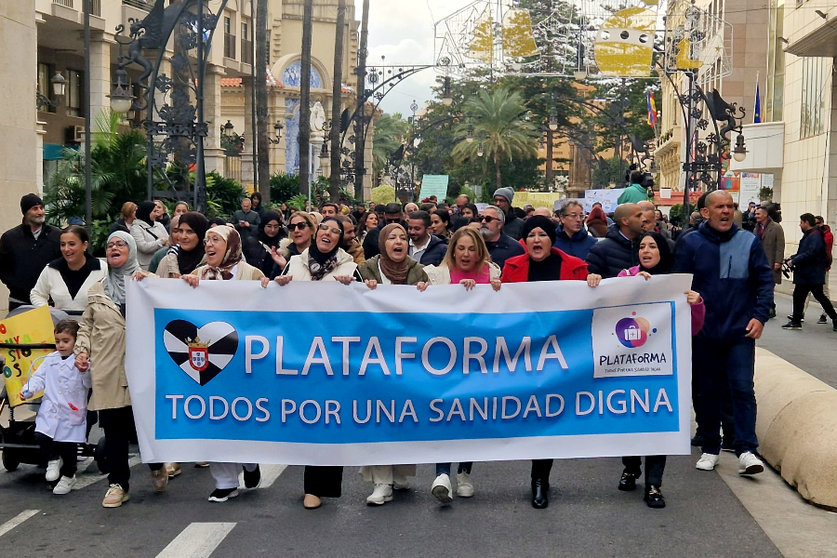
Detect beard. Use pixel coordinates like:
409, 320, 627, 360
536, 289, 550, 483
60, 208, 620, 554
26, 214, 45, 228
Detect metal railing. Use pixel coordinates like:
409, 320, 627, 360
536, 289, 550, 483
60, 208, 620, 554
122, 0, 152, 11
241, 38, 252, 64
224, 33, 236, 59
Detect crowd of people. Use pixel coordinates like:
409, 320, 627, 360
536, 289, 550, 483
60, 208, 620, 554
1, 185, 824, 511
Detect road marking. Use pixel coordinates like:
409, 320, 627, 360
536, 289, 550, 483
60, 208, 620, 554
156, 522, 235, 558
0, 509, 39, 538
73, 455, 142, 490
238, 464, 287, 489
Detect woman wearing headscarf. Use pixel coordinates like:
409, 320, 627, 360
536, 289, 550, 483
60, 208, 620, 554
271, 216, 360, 509
74, 231, 167, 507
130, 201, 169, 270
181, 225, 264, 502
586, 231, 705, 508
156, 211, 209, 279
500, 216, 589, 509
418, 227, 502, 504
353, 223, 427, 505
586, 205, 609, 238
31, 225, 107, 314
263, 211, 315, 279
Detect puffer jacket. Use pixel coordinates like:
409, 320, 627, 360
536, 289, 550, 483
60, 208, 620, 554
284, 248, 358, 281
585, 226, 638, 279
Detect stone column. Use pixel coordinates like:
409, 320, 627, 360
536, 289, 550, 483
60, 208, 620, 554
203, 63, 226, 175
88, 31, 111, 124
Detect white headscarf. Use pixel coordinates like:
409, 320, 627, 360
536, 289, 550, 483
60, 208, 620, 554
105, 231, 141, 304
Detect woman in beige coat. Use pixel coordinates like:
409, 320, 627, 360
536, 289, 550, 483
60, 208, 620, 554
74, 231, 165, 508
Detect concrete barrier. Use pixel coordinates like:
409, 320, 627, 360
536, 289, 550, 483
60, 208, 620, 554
755, 348, 837, 509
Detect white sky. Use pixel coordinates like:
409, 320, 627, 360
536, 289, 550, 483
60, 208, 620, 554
366, 0, 475, 117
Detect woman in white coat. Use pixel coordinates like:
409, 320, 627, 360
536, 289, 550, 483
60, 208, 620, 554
30, 225, 107, 313
130, 201, 169, 270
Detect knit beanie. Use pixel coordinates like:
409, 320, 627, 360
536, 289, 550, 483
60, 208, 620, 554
20, 193, 44, 215
521, 215, 557, 245
493, 187, 515, 205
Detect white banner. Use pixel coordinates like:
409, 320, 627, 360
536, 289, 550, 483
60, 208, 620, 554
125, 275, 693, 465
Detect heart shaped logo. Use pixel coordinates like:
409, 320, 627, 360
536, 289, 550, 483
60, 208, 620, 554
163, 320, 238, 385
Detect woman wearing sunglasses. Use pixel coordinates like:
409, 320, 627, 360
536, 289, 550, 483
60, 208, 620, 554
269, 216, 361, 509
263, 211, 316, 278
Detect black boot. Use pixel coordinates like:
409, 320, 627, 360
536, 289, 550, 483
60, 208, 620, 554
531, 477, 549, 509
618, 470, 640, 491
644, 485, 666, 508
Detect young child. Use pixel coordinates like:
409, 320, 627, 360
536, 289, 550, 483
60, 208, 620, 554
20, 319, 90, 495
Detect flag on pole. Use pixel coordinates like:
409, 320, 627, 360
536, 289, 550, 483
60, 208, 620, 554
646, 91, 658, 129
754, 82, 762, 123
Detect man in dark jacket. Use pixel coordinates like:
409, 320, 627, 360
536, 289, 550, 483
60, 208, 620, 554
407, 211, 446, 266
674, 190, 773, 476
0, 193, 62, 311
492, 187, 523, 240
479, 205, 524, 271
553, 201, 596, 260
783, 213, 837, 330
585, 203, 643, 278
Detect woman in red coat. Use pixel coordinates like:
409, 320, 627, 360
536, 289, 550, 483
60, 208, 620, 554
500, 216, 588, 509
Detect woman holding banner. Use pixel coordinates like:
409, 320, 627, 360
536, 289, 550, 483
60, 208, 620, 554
270, 216, 360, 509
73, 231, 167, 507
499, 216, 589, 509
355, 223, 427, 505
586, 231, 705, 508
181, 225, 264, 502
262, 211, 315, 279
156, 212, 209, 279
419, 227, 502, 504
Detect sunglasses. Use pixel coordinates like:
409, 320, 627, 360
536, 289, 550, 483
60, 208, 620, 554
318, 223, 342, 235
288, 222, 310, 231
480, 216, 498, 223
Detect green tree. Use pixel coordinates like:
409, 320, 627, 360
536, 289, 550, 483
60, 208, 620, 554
270, 174, 301, 205
205, 171, 246, 218
372, 113, 408, 179
451, 86, 539, 191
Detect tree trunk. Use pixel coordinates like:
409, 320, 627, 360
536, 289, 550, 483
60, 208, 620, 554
495, 153, 502, 192
329, 0, 346, 201
545, 128, 553, 190
255, 0, 270, 203
354, 0, 370, 201
299, 0, 313, 197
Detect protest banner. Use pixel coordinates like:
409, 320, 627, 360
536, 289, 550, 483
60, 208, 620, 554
1, 306, 56, 407
126, 275, 693, 465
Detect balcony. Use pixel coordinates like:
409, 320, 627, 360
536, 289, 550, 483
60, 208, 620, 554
50, 0, 101, 16
241, 38, 252, 65
224, 33, 236, 59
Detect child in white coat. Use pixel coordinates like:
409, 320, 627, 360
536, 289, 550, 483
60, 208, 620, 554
21, 319, 90, 495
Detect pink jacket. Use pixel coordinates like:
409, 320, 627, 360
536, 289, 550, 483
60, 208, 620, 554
618, 265, 705, 335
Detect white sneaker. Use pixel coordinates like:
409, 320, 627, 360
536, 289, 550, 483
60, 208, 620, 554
53, 475, 77, 495
392, 471, 410, 491
431, 473, 453, 504
455, 472, 474, 498
366, 483, 393, 505
696, 453, 720, 471
738, 451, 764, 475
45, 459, 61, 482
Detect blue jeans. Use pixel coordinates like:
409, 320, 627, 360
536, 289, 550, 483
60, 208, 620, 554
693, 336, 758, 455
436, 462, 473, 476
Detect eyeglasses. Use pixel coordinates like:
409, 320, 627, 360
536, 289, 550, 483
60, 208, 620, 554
318, 223, 342, 235
562, 213, 584, 220
287, 222, 309, 231
106, 241, 128, 249
480, 216, 498, 223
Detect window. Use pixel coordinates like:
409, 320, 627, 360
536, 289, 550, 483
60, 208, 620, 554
799, 57, 828, 138
38, 63, 56, 113
66, 69, 84, 118
224, 16, 236, 59
241, 21, 252, 64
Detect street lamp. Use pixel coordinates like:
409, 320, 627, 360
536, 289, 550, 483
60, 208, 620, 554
50, 72, 66, 98
107, 68, 134, 114
441, 77, 453, 106
267, 121, 284, 145
732, 133, 747, 162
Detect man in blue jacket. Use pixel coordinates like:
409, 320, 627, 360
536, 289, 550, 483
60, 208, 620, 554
674, 190, 773, 476
553, 201, 597, 260
782, 213, 837, 330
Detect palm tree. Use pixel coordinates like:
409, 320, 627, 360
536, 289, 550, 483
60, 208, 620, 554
451, 86, 538, 191
372, 113, 407, 180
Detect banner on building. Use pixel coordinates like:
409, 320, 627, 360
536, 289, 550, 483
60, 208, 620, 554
126, 276, 693, 465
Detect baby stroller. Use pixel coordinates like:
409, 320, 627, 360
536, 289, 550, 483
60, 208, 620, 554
0, 306, 107, 474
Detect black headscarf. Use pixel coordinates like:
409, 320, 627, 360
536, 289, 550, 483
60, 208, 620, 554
135, 201, 156, 226
258, 211, 286, 248
307, 217, 343, 280
176, 211, 209, 275
521, 216, 557, 245
638, 231, 673, 275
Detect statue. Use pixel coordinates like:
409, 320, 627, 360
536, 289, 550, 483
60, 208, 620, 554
310, 101, 327, 142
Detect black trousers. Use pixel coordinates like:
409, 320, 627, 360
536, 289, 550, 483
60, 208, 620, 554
98, 406, 134, 492
531, 459, 553, 480
303, 466, 343, 498
622, 455, 666, 487
35, 432, 77, 478
792, 283, 837, 322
